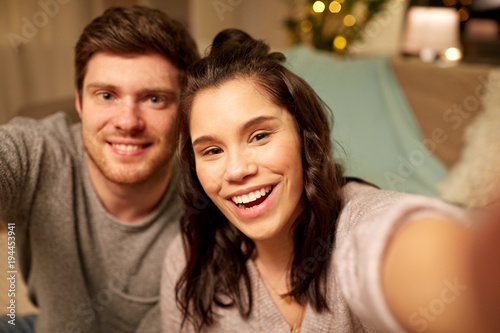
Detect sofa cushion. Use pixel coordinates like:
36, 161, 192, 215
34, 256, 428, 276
438, 69, 500, 207
285, 46, 448, 196
390, 56, 492, 169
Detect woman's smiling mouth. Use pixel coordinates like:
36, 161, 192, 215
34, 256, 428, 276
231, 186, 273, 209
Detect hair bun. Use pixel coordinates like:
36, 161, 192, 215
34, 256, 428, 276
208, 28, 284, 64
211, 29, 254, 52
208, 28, 266, 58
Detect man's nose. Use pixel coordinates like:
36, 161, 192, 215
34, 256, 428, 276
113, 101, 145, 133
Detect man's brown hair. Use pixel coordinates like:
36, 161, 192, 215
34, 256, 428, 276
75, 6, 199, 97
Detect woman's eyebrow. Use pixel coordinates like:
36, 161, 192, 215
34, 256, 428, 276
192, 135, 215, 148
239, 116, 277, 133
191, 116, 278, 147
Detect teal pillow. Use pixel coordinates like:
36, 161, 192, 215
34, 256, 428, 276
285, 46, 448, 196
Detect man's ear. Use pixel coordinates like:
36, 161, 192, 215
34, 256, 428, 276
75, 91, 82, 119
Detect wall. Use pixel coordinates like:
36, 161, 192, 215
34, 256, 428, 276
0, 0, 407, 125
189, 0, 290, 54
350, 0, 408, 56
0, 0, 106, 125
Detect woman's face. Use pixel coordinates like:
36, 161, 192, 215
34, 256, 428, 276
189, 78, 305, 242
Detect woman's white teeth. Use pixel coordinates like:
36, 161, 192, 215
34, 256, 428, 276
232, 186, 272, 205
112, 143, 142, 151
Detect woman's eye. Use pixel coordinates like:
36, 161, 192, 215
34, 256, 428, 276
251, 132, 270, 142
202, 147, 223, 156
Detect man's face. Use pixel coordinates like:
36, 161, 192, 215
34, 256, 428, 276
76, 52, 180, 185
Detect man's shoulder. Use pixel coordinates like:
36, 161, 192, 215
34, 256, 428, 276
5, 112, 82, 152
7, 111, 75, 133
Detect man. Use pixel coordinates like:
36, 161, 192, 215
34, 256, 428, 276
0, 6, 199, 332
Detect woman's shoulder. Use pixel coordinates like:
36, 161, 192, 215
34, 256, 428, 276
161, 235, 190, 331
339, 181, 408, 230
341, 179, 403, 206
162, 233, 187, 279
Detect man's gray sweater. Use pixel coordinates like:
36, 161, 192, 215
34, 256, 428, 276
0, 112, 181, 332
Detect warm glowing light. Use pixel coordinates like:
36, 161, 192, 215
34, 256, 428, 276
419, 48, 437, 62
343, 14, 356, 26
402, 7, 461, 57
460, 0, 472, 5
442, 0, 457, 5
300, 20, 313, 32
329, 1, 341, 13
337, 0, 344, 3
444, 47, 462, 61
313, 1, 326, 13
333, 35, 347, 50
458, 7, 469, 21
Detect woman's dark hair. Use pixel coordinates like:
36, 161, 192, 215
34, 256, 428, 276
176, 29, 346, 331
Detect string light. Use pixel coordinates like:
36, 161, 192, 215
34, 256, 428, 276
457, 7, 469, 21
333, 35, 347, 50
312, 1, 326, 13
329, 1, 341, 13
343, 14, 356, 26
300, 20, 313, 32
284, 0, 389, 53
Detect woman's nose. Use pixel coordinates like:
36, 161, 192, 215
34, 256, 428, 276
223, 150, 257, 182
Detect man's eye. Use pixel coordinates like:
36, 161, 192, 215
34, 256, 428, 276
145, 95, 171, 109
150, 96, 162, 103
99, 92, 113, 100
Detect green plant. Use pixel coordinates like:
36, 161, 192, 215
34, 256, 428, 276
284, 0, 388, 54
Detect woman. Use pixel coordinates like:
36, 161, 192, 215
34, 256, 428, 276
161, 29, 499, 332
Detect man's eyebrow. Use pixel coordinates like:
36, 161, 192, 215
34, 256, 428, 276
142, 88, 179, 98
85, 82, 116, 90
85, 83, 178, 95
141, 89, 180, 104
191, 116, 278, 148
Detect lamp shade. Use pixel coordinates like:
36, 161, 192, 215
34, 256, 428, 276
401, 7, 461, 55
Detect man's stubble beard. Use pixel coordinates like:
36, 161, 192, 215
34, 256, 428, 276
83, 133, 175, 186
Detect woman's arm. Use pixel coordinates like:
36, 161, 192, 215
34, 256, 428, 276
382, 211, 499, 333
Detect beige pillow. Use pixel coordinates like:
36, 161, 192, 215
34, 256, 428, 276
438, 69, 500, 208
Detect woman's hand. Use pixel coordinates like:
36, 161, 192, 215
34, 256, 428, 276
383, 216, 479, 333
383, 197, 500, 333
